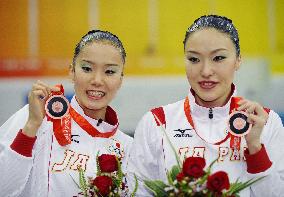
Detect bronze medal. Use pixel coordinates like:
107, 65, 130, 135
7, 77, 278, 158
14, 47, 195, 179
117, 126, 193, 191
45, 95, 69, 119
228, 111, 251, 137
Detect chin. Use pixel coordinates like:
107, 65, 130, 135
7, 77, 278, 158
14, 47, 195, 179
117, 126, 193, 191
198, 93, 219, 103
198, 91, 217, 99
86, 102, 106, 110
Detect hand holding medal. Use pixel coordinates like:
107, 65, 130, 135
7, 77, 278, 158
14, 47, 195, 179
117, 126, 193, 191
235, 99, 269, 154
23, 81, 61, 137
228, 97, 269, 153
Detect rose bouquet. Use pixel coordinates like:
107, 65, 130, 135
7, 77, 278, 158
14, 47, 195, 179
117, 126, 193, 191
144, 114, 264, 197
144, 156, 263, 197
75, 154, 137, 197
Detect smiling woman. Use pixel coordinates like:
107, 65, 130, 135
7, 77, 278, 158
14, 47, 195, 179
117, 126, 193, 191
71, 35, 124, 120
0, 30, 133, 196
127, 15, 284, 197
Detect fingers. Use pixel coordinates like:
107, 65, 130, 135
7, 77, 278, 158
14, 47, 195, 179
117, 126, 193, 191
247, 113, 266, 125
237, 99, 252, 112
29, 90, 48, 101
31, 80, 61, 100
237, 99, 264, 115
254, 103, 268, 117
237, 99, 268, 125
32, 82, 50, 99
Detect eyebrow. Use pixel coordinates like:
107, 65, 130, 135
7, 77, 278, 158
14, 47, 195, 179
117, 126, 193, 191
186, 48, 228, 54
81, 59, 120, 67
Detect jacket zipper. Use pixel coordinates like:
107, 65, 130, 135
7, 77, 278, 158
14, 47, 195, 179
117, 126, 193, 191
209, 108, 214, 137
209, 108, 213, 119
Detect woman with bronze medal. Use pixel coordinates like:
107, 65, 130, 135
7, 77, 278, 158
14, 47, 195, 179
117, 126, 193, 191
0, 30, 133, 196
128, 15, 284, 196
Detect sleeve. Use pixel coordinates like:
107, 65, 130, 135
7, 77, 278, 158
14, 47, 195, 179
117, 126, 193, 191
246, 110, 284, 196
0, 105, 36, 196
127, 111, 165, 197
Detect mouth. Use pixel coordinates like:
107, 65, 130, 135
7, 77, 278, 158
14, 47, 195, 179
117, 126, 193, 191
86, 90, 106, 100
198, 81, 218, 89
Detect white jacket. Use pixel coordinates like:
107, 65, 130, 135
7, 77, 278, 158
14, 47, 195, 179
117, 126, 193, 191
127, 88, 284, 197
0, 96, 133, 197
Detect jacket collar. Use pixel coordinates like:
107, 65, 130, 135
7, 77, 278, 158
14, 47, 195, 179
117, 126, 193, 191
70, 96, 119, 133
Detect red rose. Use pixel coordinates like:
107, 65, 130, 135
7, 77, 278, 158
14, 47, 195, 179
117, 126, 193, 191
98, 154, 118, 172
93, 175, 113, 196
182, 157, 206, 178
176, 172, 185, 182
207, 171, 230, 193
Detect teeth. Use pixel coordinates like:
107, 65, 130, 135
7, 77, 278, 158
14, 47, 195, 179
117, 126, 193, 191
87, 90, 105, 97
202, 82, 213, 86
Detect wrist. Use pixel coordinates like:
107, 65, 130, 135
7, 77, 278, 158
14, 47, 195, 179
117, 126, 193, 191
23, 120, 41, 137
247, 141, 262, 154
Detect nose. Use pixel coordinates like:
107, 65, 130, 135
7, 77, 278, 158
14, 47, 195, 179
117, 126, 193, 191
90, 71, 104, 86
200, 60, 214, 78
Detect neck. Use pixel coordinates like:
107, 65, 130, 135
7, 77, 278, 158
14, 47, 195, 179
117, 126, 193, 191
195, 96, 228, 108
82, 107, 106, 120
75, 98, 106, 120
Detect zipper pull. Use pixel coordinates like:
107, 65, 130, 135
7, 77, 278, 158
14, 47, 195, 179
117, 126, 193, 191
209, 108, 213, 119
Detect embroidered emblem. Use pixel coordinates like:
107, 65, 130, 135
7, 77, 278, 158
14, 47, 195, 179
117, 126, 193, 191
173, 128, 193, 137
108, 139, 124, 159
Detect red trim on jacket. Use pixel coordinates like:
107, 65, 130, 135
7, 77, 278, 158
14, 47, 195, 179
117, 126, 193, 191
151, 107, 166, 126
244, 144, 272, 174
10, 129, 37, 157
105, 106, 119, 126
264, 107, 270, 114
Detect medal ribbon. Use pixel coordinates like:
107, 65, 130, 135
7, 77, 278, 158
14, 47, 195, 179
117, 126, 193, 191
69, 106, 118, 138
184, 96, 242, 149
46, 85, 71, 146
229, 97, 242, 150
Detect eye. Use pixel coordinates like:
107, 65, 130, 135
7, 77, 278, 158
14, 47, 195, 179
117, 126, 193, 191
105, 69, 116, 75
81, 65, 92, 72
187, 57, 200, 63
213, 56, 226, 62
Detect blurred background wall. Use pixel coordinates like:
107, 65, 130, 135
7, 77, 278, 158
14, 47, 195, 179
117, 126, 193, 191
0, 0, 283, 135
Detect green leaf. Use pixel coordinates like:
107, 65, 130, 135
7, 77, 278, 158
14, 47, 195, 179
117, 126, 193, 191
166, 165, 180, 185
198, 158, 218, 184
166, 171, 173, 185
113, 177, 120, 188
169, 165, 180, 183
206, 158, 217, 175
228, 176, 266, 195
116, 157, 123, 188
96, 151, 101, 176
144, 180, 168, 197
78, 167, 88, 197
131, 174, 138, 197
